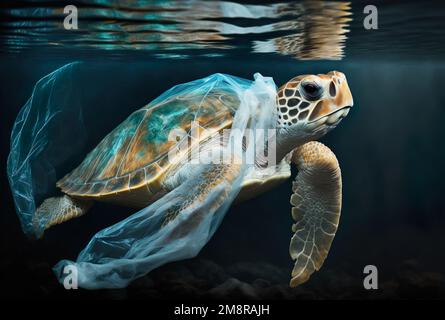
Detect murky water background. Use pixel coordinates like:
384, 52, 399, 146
1, 0, 445, 299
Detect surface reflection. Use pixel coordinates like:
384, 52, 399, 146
1, 1, 351, 60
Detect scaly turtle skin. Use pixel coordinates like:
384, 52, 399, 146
35, 71, 353, 287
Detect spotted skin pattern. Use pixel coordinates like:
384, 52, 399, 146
276, 71, 350, 127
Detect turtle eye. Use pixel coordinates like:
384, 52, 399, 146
300, 82, 322, 101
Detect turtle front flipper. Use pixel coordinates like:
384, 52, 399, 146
289, 141, 342, 287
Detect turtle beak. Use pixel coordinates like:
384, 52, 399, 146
306, 72, 353, 124
309, 105, 350, 125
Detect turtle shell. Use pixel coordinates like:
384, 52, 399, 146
57, 85, 240, 198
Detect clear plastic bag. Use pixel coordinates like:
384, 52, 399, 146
7, 62, 87, 238
7, 63, 277, 289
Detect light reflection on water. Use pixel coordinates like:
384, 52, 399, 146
1, 1, 351, 60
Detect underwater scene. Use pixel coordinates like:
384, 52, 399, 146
1, 0, 445, 303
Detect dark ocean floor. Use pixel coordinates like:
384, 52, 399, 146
3, 254, 445, 300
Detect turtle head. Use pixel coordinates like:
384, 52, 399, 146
276, 71, 353, 146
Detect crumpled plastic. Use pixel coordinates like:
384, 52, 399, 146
7, 62, 277, 289
7, 62, 87, 238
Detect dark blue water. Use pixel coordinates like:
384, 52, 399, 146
1, 0, 445, 300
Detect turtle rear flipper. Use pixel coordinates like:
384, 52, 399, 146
289, 141, 342, 287
33, 195, 93, 238
55, 161, 243, 289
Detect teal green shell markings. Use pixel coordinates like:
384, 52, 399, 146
56, 87, 239, 201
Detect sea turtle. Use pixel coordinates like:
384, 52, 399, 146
34, 71, 353, 287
